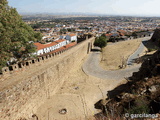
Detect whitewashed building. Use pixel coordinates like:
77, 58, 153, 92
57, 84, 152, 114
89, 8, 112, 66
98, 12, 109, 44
33, 39, 67, 56
65, 34, 77, 42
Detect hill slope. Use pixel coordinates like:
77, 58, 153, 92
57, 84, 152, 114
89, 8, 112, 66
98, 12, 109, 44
95, 50, 160, 119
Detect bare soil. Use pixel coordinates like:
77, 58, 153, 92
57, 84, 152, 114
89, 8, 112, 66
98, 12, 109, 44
36, 58, 126, 120
100, 38, 143, 70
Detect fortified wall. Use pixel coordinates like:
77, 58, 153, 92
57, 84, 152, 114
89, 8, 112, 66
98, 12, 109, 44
0, 37, 95, 120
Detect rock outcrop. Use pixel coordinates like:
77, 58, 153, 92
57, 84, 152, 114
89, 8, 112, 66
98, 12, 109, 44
151, 29, 160, 46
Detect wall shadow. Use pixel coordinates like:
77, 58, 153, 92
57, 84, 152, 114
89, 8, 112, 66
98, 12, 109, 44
142, 40, 159, 50
94, 81, 132, 111
91, 47, 101, 52
107, 82, 132, 99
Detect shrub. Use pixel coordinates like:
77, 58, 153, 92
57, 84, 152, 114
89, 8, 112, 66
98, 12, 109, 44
127, 97, 150, 114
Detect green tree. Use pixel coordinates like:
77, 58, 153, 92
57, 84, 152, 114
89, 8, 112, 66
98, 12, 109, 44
132, 32, 137, 38
101, 33, 106, 38
94, 35, 107, 50
0, 0, 42, 71
94, 35, 107, 61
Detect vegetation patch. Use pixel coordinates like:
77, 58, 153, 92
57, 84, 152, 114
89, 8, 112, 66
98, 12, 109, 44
0, 0, 42, 70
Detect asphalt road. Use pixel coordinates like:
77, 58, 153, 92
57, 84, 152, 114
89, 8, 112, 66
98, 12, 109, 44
127, 37, 150, 65
82, 37, 151, 80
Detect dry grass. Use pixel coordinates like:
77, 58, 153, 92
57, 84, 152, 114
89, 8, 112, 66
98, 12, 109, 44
100, 38, 143, 70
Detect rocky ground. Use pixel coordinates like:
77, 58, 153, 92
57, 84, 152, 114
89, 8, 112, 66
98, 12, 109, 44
95, 50, 160, 119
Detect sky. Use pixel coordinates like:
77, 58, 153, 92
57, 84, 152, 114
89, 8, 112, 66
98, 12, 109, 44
7, 0, 160, 16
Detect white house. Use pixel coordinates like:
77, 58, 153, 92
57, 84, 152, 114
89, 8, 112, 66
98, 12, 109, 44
33, 39, 67, 56
65, 34, 77, 42
33, 43, 45, 55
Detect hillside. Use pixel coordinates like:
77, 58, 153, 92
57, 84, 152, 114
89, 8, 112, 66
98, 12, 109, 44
95, 49, 160, 119
151, 29, 160, 46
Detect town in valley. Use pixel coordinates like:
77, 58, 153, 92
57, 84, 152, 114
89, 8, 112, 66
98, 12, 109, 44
1, 0, 160, 120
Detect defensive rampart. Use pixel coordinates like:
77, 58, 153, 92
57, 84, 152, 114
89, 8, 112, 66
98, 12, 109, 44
0, 37, 95, 120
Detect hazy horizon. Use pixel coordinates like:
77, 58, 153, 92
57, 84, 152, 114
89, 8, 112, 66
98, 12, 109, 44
8, 0, 160, 17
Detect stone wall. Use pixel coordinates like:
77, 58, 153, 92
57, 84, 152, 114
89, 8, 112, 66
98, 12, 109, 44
0, 37, 95, 120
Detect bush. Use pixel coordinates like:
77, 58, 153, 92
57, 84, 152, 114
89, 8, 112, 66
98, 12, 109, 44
127, 97, 150, 114
148, 46, 158, 52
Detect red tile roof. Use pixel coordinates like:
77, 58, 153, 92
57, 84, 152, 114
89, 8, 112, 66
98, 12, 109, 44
65, 42, 77, 48
105, 33, 112, 37
34, 39, 66, 50
55, 39, 66, 43
39, 42, 77, 57
119, 33, 125, 36
34, 43, 45, 50
69, 34, 76, 37
118, 30, 127, 33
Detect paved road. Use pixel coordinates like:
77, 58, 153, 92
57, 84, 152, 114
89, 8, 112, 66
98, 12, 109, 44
127, 37, 150, 65
82, 37, 150, 80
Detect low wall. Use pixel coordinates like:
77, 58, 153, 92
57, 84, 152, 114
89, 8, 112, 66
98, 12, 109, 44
0, 37, 95, 120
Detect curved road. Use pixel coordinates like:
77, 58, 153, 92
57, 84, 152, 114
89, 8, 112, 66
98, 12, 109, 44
127, 37, 149, 65
82, 37, 150, 80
